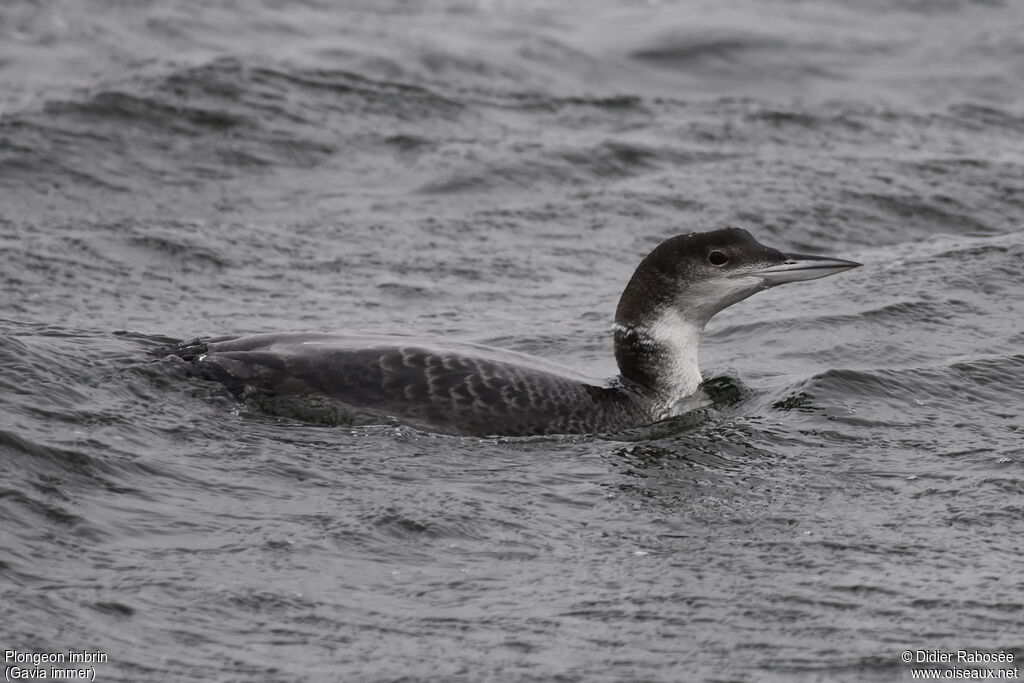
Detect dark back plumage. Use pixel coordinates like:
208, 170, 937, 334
186, 333, 649, 436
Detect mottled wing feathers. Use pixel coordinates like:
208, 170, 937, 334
187, 334, 640, 436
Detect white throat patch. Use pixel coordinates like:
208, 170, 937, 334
646, 308, 704, 407
615, 308, 704, 414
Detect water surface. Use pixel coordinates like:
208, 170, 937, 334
2, 1, 1023, 681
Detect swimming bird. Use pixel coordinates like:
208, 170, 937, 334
173, 228, 859, 436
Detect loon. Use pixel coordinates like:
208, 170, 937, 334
173, 228, 859, 437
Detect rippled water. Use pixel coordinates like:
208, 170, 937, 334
2, 1, 1023, 681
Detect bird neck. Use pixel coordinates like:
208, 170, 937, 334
613, 307, 705, 415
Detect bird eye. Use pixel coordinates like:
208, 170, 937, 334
708, 250, 729, 266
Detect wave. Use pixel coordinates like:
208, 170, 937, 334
766, 354, 1024, 441
418, 138, 737, 193
0, 55, 476, 197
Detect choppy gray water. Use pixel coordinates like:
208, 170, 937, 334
2, 1, 1023, 681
